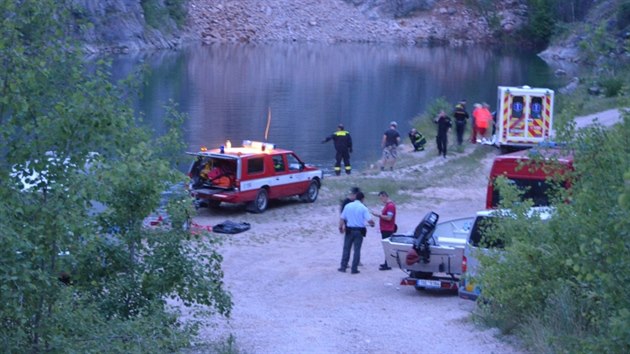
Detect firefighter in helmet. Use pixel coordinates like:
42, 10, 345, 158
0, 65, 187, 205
322, 123, 353, 175
408, 128, 427, 151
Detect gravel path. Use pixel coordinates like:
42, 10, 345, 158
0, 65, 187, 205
190, 143, 525, 353
185, 108, 627, 353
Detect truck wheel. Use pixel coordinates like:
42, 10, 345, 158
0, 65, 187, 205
194, 199, 207, 210
248, 189, 268, 213
300, 181, 319, 203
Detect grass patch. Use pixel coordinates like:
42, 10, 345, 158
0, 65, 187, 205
320, 141, 496, 209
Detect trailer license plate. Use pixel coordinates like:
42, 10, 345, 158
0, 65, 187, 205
416, 279, 441, 288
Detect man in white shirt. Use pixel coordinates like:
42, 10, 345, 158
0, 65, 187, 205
339, 192, 375, 274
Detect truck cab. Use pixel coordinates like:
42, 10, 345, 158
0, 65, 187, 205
486, 147, 573, 209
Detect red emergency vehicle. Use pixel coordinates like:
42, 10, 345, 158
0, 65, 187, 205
187, 140, 323, 213
486, 147, 573, 209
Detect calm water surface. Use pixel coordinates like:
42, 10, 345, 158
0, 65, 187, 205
111, 43, 566, 172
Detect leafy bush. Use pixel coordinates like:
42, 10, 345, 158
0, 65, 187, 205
0, 1, 231, 352
141, 0, 187, 30
475, 108, 630, 352
410, 96, 452, 128
165, 0, 188, 27
599, 76, 624, 97
522, 0, 556, 47
618, 0, 630, 30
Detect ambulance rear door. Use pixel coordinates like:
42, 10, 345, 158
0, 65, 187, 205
497, 86, 554, 148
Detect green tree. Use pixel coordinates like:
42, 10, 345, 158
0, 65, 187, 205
522, 0, 556, 47
0, 1, 231, 352
475, 109, 630, 352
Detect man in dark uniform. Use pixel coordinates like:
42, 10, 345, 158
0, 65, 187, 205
453, 100, 469, 147
434, 110, 452, 158
322, 123, 353, 176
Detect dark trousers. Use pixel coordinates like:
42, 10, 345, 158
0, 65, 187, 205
341, 229, 364, 272
455, 121, 466, 145
334, 150, 351, 175
380, 230, 394, 265
436, 134, 448, 156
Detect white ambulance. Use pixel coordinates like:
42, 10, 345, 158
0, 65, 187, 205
491, 86, 555, 152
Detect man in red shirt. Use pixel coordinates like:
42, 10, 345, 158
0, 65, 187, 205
371, 191, 396, 270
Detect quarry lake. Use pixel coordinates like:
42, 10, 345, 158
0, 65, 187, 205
110, 43, 567, 173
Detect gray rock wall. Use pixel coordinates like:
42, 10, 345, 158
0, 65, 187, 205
71, 0, 187, 53
344, 0, 437, 18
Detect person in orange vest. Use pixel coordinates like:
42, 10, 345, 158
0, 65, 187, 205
471, 103, 481, 143
475, 103, 493, 142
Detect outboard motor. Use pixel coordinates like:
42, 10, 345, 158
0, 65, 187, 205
412, 211, 439, 263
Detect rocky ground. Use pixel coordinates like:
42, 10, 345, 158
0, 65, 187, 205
186, 0, 521, 46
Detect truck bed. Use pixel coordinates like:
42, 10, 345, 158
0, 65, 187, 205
382, 216, 474, 276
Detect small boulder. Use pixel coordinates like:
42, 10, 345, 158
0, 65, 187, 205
554, 69, 567, 76
587, 86, 602, 96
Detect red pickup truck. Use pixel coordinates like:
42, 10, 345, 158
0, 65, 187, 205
486, 147, 573, 209
187, 140, 323, 213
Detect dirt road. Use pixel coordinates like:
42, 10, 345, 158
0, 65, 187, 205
190, 142, 523, 353
186, 107, 629, 353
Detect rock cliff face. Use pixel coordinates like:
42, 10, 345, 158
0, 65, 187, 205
187, 0, 529, 46
343, 0, 438, 18
73, 0, 528, 52
539, 0, 628, 66
72, 0, 192, 53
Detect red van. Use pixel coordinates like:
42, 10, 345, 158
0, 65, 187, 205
486, 148, 573, 209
